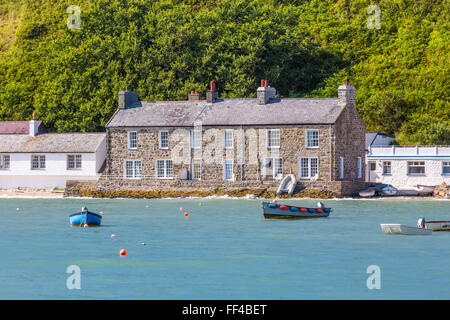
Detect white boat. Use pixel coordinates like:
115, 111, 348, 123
380, 224, 432, 235
276, 174, 297, 195
381, 185, 397, 196
397, 189, 419, 196
359, 189, 376, 198
416, 185, 435, 193
425, 221, 450, 231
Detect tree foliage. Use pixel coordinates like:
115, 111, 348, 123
0, 0, 448, 144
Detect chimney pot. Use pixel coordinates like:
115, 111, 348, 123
33, 112, 37, 121
345, 78, 349, 86
264, 80, 268, 87
207, 81, 218, 103
260, 79, 265, 87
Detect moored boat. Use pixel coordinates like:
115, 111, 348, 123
262, 201, 331, 219
69, 207, 102, 226
425, 221, 450, 231
380, 224, 432, 235
381, 185, 397, 196
359, 188, 376, 198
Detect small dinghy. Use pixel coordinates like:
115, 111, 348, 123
262, 201, 331, 219
359, 189, 376, 198
276, 174, 297, 195
69, 207, 102, 226
380, 224, 432, 235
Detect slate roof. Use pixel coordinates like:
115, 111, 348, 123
0, 133, 105, 153
0, 121, 46, 134
106, 98, 345, 127
365, 132, 394, 150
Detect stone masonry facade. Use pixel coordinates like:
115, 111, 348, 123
97, 81, 367, 196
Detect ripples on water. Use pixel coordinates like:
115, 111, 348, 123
0, 198, 448, 299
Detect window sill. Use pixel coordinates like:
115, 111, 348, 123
407, 174, 426, 176
159, 147, 169, 150
306, 146, 319, 149
125, 178, 142, 180
382, 174, 392, 176
156, 177, 174, 180
267, 146, 280, 149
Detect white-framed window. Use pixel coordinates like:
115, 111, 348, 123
443, 161, 450, 175
369, 161, 376, 171
67, 154, 82, 170
224, 159, 234, 181
266, 129, 280, 149
224, 129, 234, 149
159, 131, 169, 149
339, 157, 344, 179
192, 159, 201, 180
357, 157, 362, 179
125, 160, 142, 179
300, 157, 318, 179
306, 130, 319, 148
128, 131, 137, 149
0, 155, 10, 169
156, 160, 173, 179
191, 128, 202, 149
407, 161, 425, 175
382, 161, 391, 175
31, 155, 46, 170
264, 157, 283, 180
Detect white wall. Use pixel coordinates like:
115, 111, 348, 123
366, 158, 450, 188
0, 153, 101, 189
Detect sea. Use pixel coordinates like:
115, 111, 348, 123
0, 197, 448, 299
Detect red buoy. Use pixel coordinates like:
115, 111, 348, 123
120, 249, 127, 257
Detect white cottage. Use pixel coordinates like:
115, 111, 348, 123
366, 145, 450, 188
0, 119, 106, 189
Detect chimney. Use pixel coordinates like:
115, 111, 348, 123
118, 86, 139, 109
257, 79, 276, 105
188, 90, 201, 101
338, 78, 356, 106
206, 81, 218, 103
29, 112, 39, 137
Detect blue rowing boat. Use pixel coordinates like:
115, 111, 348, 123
69, 207, 102, 226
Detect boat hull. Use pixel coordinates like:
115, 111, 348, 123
359, 189, 376, 198
69, 211, 102, 226
276, 174, 297, 195
262, 202, 330, 219
425, 221, 450, 231
380, 224, 432, 235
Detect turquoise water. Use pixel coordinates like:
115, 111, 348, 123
0, 197, 449, 299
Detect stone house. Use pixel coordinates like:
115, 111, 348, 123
100, 80, 366, 196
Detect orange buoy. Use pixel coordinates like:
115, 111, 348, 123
184, 212, 189, 217
272, 200, 277, 204
120, 249, 127, 257
111, 234, 117, 238
83, 224, 89, 227
180, 207, 184, 211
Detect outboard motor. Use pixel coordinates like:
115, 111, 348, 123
417, 217, 426, 228
317, 202, 325, 209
